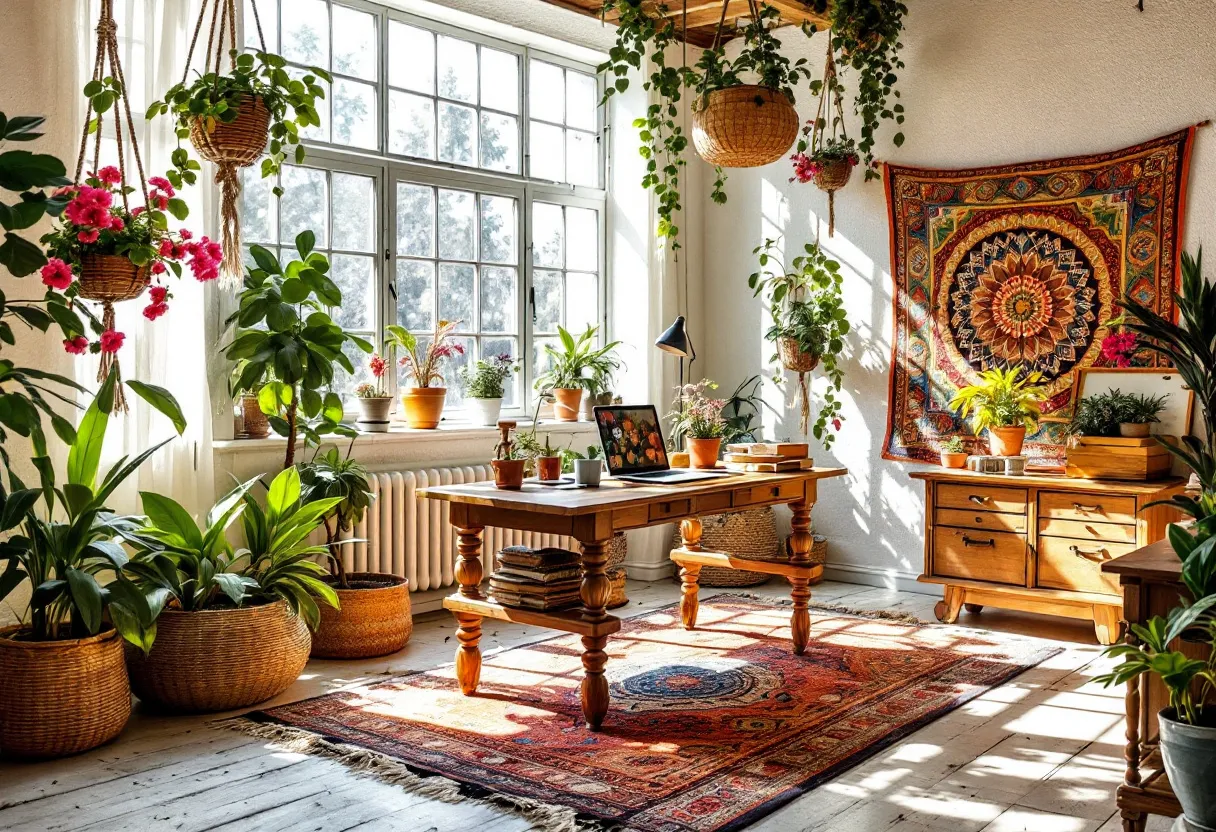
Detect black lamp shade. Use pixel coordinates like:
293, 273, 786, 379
655, 315, 693, 358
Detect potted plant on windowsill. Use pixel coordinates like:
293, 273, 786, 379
353, 353, 393, 433
939, 436, 968, 469
387, 320, 463, 430
949, 366, 1047, 457
459, 353, 517, 427
668, 380, 728, 469
230, 362, 271, 438
535, 324, 622, 423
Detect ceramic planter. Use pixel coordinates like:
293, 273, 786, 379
988, 426, 1027, 457
1158, 708, 1216, 831
356, 397, 393, 432
492, 458, 526, 489
536, 455, 563, 481
553, 388, 584, 421
1119, 422, 1152, 438
310, 574, 412, 659
240, 394, 270, 438
466, 397, 503, 427
940, 451, 968, 469
401, 386, 446, 429
686, 437, 722, 469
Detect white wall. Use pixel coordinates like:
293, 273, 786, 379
699, 0, 1216, 591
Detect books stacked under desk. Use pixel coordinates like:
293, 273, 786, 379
723, 442, 813, 473
489, 546, 582, 611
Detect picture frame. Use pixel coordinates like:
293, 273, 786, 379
1071, 367, 1195, 437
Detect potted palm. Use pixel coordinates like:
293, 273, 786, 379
458, 354, 517, 426
948, 367, 1047, 457
535, 324, 623, 422
353, 353, 393, 433
386, 320, 464, 429
939, 436, 968, 469
668, 380, 728, 469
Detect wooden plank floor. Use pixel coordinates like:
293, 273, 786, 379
0, 580, 1175, 832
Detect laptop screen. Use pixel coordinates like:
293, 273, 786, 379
593, 406, 670, 474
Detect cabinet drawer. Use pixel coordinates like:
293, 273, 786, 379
694, 492, 732, 514
1039, 492, 1137, 526
732, 480, 804, 508
936, 508, 1027, 534
932, 527, 1027, 586
937, 483, 1028, 514
1036, 536, 1133, 596
1037, 517, 1137, 544
649, 499, 691, 522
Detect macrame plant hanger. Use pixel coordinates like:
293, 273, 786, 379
76, 0, 151, 412
181, 0, 270, 286
810, 34, 851, 236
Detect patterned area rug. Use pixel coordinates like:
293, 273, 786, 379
227, 597, 1059, 832
882, 127, 1194, 465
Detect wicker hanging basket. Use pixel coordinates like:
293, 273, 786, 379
0, 625, 131, 759
670, 507, 781, 587
309, 573, 413, 659
778, 337, 820, 373
813, 158, 854, 192
692, 85, 799, 168
125, 601, 310, 713
77, 254, 150, 303
189, 95, 271, 166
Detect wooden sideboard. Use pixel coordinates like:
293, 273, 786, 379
910, 470, 1185, 644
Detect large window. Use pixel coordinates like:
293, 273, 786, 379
240, 0, 607, 417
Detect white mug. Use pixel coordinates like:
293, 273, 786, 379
574, 458, 603, 487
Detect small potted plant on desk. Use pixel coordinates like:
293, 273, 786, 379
669, 380, 728, 469
535, 324, 622, 422
939, 436, 968, 469
492, 421, 526, 489
949, 366, 1047, 457
353, 353, 393, 432
1116, 391, 1168, 439
459, 353, 517, 427
386, 320, 463, 429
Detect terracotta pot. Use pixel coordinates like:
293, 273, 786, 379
0, 625, 130, 759
492, 458, 526, 489
686, 437, 722, 469
310, 573, 412, 659
400, 386, 446, 429
240, 394, 270, 438
988, 426, 1027, 457
356, 397, 393, 432
1119, 422, 1151, 438
940, 451, 969, 469
552, 388, 584, 421
536, 455, 563, 481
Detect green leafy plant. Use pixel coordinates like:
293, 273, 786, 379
298, 443, 374, 590
940, 436, 966, 454
695, 7, 814, 100
0, 113, 71, 276
1118, 391, 1168, 424
223, 232, 371, 467
458, 354, 516, 399
146, 50, 331, 194
535, 324, 623, 393
1068, 391, 1126, 439
559, 444, 601, 474
721, 375, 766, 445
949, 367, 1047, 433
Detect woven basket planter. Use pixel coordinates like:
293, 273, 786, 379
189, 95, 271, 167
78, 254, 150, 303
310, 573, 412, 659
607, 567, 628, 609
607, 532, 628, 569
813, 157, 854, 192
692, 85, 799, 168
670, 507, 781, 587
0, 625, 130, 759
778, 337, 820, 373
125, 601, 310, 713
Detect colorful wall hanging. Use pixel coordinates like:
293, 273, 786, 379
881, 127, 1195, 464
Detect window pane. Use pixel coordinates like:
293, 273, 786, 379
443, 336, 474, 406
389, 22, 434, 94
397, 259, 434, 331
332, 5, 376, 81
480, 112, 518, 174
332, 173, 374, 252
279, 166, 328, 248
389, 91, 435, 159
480, 266, 516, 332
437, 189, 475, 260
479, 195, 516, 264
438, 263, 475, 325
335, 336, 373, 402
566, 271, 597, 332
565, 206, 597, 271
282, 0, 328, 67
532, 202, 564, 268
396, 183, 434, 257
333, 79, 378, 149
529, 121, 564, 182
437, 35, 477, 103
533, 270, 562, 332
239, 167, 276, 243
482, 336, 518, 406
330, 254, 375, 330
566, 130, 597, 187
438, 102, 477, 166
480, 48, 519, 114
566, 71, 597, 130
533, 336, 558, 381
529, 60, 564, 123
245, 0, 277, 51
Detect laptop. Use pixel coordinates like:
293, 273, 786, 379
592, 405, 734, 485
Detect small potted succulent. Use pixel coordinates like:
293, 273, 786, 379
458, 354, 517, 427
535, 324, 622, 422
949, 366, 1048, 457
1116, 391, 1168, 439
386, 320, 464, 429
939, 436, 968, 469
668, 380, 727, 469
534, 434, 563, 481
354, 353, 393, 432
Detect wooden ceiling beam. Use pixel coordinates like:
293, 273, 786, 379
564, 0, 831, 44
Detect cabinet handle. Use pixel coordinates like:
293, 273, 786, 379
968, 495, 987, 505
962, 535, 995, 548
770, 486, 781, 497
1070, 544, 1110, 561
1073, 502, 1103, 513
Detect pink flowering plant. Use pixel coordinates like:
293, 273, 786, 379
354, 354, 391, 398
790, 137, 861, 185
667, 380, 728, 440
1100, 330, 1138, 368
386, 320, 465, 388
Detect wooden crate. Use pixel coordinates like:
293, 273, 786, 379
1065, 435, 1173, 481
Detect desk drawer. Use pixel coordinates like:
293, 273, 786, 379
732, 480, 804, 508
937, 483, 1027, 514
694, 491, 732, 514
1039, 492, 1137, 526
649, 499, 691, 522
936, 508, 1027, 534
1037, 517, 1137, 544
932, 527, 1026, 586
1036, 536, 1131, 596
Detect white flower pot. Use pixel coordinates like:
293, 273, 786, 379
356, 397, 393, 432
466, 397, 503, 427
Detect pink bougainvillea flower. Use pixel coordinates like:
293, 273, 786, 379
150, 261, 166, 275
131, 206, 145, 217
158, 238, 175, 258
154, 194, 169, 211
77, 228, 100, 244
97, 166, 122, 185
832, 418, 843, 431
1100, 331, 1137, 368
149, 285, 169, 304
148, 176, 175, 196
142, 302, 169, 321
178, 228, 193, 240
63, 335, 89, 355
99, 330, 125, 353
40, 257, 74, 291
109, 216, 125, 232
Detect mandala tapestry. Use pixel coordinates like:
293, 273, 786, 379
882, 128, 1194, 464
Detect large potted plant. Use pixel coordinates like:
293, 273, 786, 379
386, 320, 463, 429
123, 467, 340, 713
748, 239, 850, 444
353, 353, 393, 433
459, 353, 516, 427
948, 367, 1047, 457
299, 445, 412, 659
535, 324, 622, 422
668, 379, 728, 469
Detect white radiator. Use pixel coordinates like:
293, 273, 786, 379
333, 465, 575, 592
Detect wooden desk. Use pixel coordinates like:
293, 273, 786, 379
419, 467, 846, 731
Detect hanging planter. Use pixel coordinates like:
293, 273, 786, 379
692, 85, 799, 168
188, 94, 271, 167
778, 336, 820, 373
77, 254, 150, 303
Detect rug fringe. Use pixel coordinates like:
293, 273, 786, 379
214, 718, 602, 832
714, 592, 930, 625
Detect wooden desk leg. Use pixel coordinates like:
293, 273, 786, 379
934, 585, 965, 624
787, 500, 813, 655
579, 538, 612, 731
454, 526, 484, 696
679, 518, 703, 630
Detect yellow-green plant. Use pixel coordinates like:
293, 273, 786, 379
949, 367, 1047, 433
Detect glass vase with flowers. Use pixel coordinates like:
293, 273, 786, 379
386, 320, 464, 429
668, 380, 728, 469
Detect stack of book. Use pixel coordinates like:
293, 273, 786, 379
489, 546, 583, 611
723, 442, 813, 472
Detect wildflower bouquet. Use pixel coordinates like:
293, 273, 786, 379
668, 380, 728, 440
